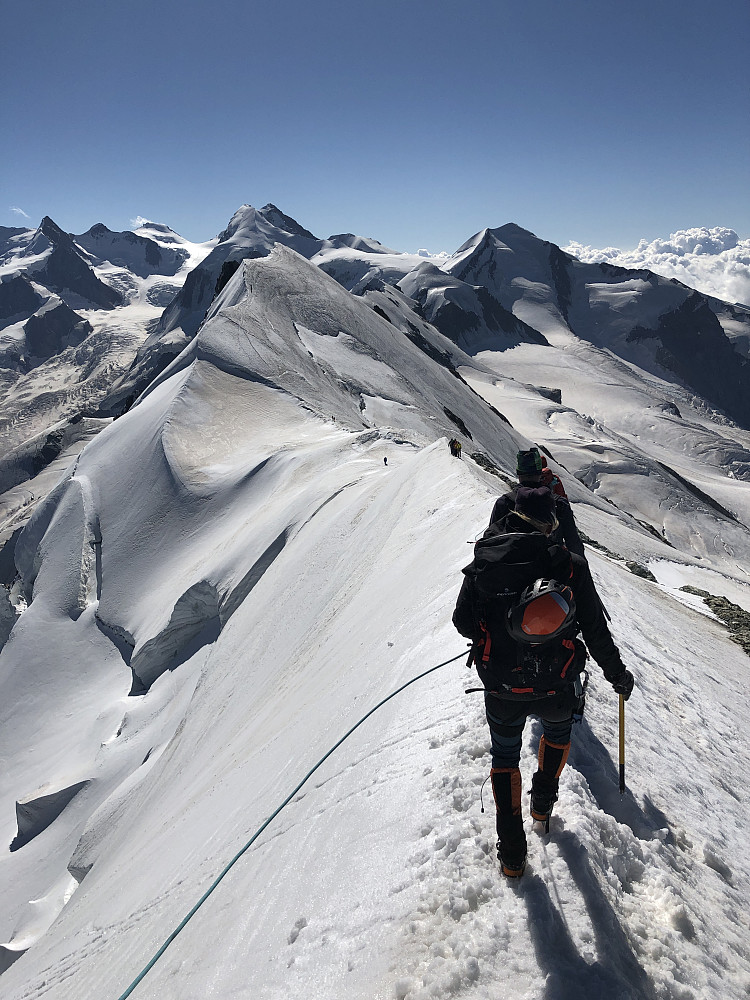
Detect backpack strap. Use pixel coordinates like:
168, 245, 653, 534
478, 621, 492, 664
560, 638, 576, 679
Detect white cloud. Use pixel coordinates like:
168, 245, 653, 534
415, 248, 449, 259
564, 227, 750, 306
130, 215, 152, 229
10, 205, 31, 220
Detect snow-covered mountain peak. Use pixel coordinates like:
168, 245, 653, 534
443, 224, 558, 305
0, 215, 122, 312
3, 202, 750, 999
93, 204, 328, 414
448, 223, 562, 275
131, 221, 185, 244
10, 223, 56, 265
27, 217, 96, 265
325, 233, 398, 255
85, 223, 110, 238
217, 203, 318, 248
258, 203, 318, 240
215, 203, 258, 241
73, 223, 189, 279
492, 222, 539, 240
37, 216, 73, 247
449, 223, 539, 261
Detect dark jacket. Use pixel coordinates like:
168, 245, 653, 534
488, 486, 584, 557
453, 516, 623, 692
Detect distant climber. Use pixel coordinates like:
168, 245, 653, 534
453, 485, 633, 877
489, 448, 583, 556
449, 438, 462, 458
384, 456, 388, 466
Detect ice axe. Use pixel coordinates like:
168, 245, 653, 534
619, 694, 626, 794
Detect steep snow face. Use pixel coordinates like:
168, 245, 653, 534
1, 233, 750, 1000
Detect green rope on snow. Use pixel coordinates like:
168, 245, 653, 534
116, 649, 467, 1000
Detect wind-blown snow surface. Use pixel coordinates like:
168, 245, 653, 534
1, 246, 750, 999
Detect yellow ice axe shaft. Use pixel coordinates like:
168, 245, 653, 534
619, 694, 626, 794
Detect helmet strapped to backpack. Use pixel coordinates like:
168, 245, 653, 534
506, 579, 576, 645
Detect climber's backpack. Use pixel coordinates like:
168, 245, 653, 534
473, 576, 584, 698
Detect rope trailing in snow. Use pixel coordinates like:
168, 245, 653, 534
115, 649, 467, 1000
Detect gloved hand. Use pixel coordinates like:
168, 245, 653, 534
611, 669, 634, 701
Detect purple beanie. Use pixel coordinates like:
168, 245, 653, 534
514, 486, 556, 525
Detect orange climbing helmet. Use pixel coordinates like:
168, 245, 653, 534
506, 578, 576, 645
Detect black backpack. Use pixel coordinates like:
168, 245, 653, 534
468, 541, 585, 698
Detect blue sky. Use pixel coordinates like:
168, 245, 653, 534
3, 0, 748, 253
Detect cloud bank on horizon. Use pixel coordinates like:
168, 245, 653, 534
416, 248, 449, 260
565, 227, 750, 306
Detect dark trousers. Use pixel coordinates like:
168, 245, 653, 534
486, 692, 575, 859
485, 692, 573, 770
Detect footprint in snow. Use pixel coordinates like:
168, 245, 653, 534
288, 916, 308, 944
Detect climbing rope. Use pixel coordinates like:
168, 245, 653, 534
116, 649, 467, 1000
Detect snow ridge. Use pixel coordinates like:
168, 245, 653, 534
1, 203, 750, 999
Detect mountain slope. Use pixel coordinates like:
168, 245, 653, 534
432, 224, 750, 427
0, 237, 749, 997
73, 223, 188, 279
0, 217, 214, 555
94, 204, 327, 416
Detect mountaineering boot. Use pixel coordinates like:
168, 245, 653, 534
490, 767, 527, 877
530, 737, 570, 826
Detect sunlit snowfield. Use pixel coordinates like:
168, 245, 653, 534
1, 215, 750, 999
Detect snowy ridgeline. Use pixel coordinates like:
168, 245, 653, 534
0, 245, 749, 999
2, 206, 750, 520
